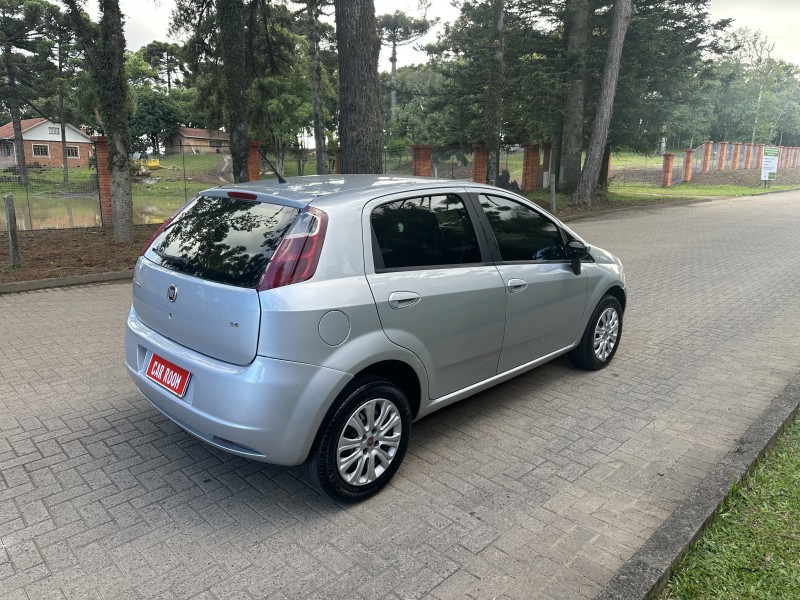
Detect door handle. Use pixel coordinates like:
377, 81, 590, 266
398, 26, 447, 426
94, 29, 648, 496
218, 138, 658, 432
507, 278, 528, 293
388, 291, 421, 309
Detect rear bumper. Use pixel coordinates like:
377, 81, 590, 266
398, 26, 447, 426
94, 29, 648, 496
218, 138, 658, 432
125, 308, 351, 465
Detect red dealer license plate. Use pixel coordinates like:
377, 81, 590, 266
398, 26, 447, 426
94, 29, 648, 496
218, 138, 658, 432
146, 353, 191, 398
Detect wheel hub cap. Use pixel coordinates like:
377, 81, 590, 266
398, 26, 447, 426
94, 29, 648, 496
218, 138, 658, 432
593, 307, 619, 362
337, 398, 402, 486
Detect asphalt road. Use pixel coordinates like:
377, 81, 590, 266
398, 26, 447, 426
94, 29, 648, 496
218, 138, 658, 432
2, 191, 800, 599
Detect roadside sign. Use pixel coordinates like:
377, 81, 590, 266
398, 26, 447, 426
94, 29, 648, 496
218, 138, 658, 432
761, 146, 779, 181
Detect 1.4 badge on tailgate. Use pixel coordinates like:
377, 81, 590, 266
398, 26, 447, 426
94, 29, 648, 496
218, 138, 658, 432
146, 354, 191, 397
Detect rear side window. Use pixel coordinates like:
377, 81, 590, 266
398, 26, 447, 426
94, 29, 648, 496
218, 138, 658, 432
478, 194, 566, 261
148, 195, 300, 287
371, 194, 481, 269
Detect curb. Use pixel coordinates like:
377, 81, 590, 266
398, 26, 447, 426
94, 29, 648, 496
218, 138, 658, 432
0, 270, 133, 295
595, 373, 800, 600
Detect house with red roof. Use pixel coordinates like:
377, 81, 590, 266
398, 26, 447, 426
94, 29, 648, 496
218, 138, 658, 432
0, 118, 94, 169
165, 127, 230, 154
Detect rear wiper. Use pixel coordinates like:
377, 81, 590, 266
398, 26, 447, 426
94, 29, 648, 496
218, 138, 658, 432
152, 248, 190, 268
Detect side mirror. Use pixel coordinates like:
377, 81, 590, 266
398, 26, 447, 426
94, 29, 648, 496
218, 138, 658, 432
565, 240, 588, 275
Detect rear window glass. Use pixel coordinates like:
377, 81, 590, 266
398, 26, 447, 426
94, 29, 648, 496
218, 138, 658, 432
148, 195, 300, 287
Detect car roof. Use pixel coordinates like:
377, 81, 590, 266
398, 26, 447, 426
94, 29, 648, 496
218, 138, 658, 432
214, 175, 505, 208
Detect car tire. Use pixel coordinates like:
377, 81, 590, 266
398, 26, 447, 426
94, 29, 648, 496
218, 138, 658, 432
305, 376, 411, 502
569, 294, 623, 370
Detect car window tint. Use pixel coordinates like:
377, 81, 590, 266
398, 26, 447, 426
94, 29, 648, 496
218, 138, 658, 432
149, 195, 300, 287
478, 194, 566, 261
371, 194, 482, 269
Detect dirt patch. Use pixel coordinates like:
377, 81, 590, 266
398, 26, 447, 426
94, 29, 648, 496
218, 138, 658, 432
0, 225, 158, 283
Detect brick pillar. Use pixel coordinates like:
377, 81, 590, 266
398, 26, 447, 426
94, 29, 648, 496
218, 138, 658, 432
411, 144, 433, 177
247, 142, 261, 181
794, 147, 800, 169
755, 144, 765, 169
334, 146, 341, 174
682, 149, 694, 183
717, 141, 728, 170
743, 143, 753, 169
701, 141, 713, 172
661, 153, 674, 187
731, 142, 741, 170
91, 136, 112, 229
472, 144, 488, 183
521, 143, 540, 192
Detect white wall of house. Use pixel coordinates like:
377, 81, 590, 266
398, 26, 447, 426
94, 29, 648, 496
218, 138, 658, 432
22, 121, 91, 144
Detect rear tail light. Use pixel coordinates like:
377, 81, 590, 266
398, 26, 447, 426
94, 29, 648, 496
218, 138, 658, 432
257, 206, 328, 291
140, 196, 198, 255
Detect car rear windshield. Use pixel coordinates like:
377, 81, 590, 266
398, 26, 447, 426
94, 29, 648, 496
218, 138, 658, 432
148, 195, 300, 288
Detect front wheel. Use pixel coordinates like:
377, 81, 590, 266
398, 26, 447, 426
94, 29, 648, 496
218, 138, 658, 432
569, 295, 623, 370
305, 377, 411, 502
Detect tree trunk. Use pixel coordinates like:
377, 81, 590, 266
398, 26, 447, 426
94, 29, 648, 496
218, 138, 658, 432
3, 47, 28, 186
573, 0, 634, 206
485, 0, 504, 186
598, 142, 611, 187
550, 130, 562, 198
390, 41, 398, 122
334, 0, 383, 174
64, 0, 134, 242
59, 42, 69, 184
101, 1, 134, 242
218, 0, 249, 183
307, 1, 326, 175
561, 0, 590, 195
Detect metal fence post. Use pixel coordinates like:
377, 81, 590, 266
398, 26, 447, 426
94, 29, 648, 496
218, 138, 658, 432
4, 194, 20, 267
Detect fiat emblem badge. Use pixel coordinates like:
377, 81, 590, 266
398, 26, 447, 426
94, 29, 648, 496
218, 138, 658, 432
167, 285, 178, 302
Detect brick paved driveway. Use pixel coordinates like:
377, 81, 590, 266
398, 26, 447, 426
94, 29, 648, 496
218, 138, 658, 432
2, 192, 800, 600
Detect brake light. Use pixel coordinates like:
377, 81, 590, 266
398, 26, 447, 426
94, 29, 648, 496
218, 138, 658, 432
257, 206, 328, 291
227, 191, 258, 200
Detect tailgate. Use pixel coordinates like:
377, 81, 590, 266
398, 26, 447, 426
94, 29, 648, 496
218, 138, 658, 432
132, 258, 261, 366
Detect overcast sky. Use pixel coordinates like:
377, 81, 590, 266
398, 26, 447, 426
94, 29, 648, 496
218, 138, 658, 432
87, 0, 800, 70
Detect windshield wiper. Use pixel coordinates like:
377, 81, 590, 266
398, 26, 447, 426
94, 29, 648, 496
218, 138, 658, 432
152, 248, 190, 268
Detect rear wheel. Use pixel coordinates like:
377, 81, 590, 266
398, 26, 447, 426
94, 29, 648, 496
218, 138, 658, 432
569, 295, 623, 370
305, 377, 411, 502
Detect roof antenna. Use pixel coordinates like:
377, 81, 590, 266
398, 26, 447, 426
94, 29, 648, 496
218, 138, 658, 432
258, 147, 287, 184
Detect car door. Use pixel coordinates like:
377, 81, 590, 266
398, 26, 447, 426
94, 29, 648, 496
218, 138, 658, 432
470, 191, 589, 373
365, 189, 506, 400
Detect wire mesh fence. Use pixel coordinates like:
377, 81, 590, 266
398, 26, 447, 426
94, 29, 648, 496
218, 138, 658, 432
5, 140, 794, 232
131, 143, 235, 225
0, 164, 100, 232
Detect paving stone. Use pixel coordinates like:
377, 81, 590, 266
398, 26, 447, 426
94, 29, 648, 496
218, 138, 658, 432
2, 194, 800, 598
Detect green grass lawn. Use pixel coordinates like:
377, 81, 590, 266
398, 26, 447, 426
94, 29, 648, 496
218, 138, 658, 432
608, 182, 798, 200
661, 416, 800, 599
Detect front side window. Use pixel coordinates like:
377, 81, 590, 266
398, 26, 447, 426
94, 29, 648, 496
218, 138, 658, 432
371, 194, 482, 269
478, 194, 566, 261
32, 144, 49, 157
66, 146, 79, 158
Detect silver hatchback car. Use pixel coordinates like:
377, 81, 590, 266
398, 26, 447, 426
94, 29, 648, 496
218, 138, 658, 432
125, 175, 625, 501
